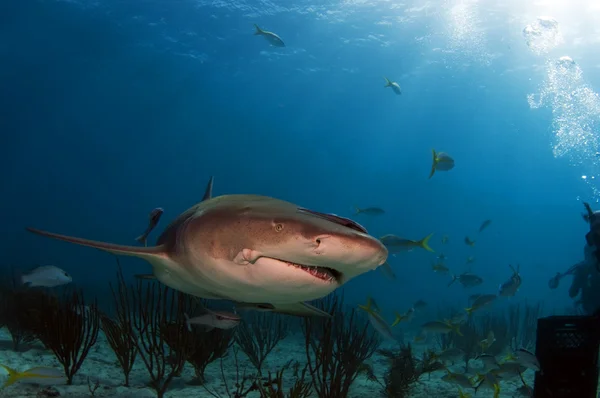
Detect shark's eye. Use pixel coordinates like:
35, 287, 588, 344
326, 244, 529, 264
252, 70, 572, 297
274, 223, 284, 232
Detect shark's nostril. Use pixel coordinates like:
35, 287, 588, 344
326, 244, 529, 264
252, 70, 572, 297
313, 235, 331, 251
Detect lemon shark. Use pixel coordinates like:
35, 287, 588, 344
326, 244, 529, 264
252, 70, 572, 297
26, 178, 388, 317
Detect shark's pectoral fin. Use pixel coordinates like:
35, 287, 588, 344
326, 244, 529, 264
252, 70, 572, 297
236, 301, 332, 317
379, 261, 396, 280
274, 302, 333, 317
26, 227, 169, 262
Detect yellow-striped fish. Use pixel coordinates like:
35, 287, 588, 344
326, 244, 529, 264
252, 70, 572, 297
0, 364, 66, 388
429, 149, 455, 178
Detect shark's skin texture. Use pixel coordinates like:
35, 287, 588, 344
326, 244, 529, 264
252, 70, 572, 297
26, 179, 388, 317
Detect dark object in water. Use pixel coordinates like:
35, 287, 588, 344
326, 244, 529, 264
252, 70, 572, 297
583, 203, 600, 271
533, 315, 600, 398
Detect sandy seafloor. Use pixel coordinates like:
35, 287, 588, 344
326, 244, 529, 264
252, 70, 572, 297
0, 328, 534, 397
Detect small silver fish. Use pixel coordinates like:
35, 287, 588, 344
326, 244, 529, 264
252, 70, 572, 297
476, 354, 500, 371
492, 361, 527, 377
449, 312, 468, 324
436, 347, 465, 362
253, 24, 285, 47
499, 264, 522, 297
392, 308, 415, 326
413, 300, 428, 311
474, 372, 501, 394
380, 233, 434, 253
466, 294, 497, 315
432, 261, 449, 273
511, 348, 540, 371
421, 320, 462, 335
184, 308, 240, 332
135, 207, 164, 246
21, 266, 72, 288
479, 331, 496, 351
441, 371, 473, 389
383, 77, 402, 95
366, 311, 396, 342
448, 273, 483, 288
358, 305, 396, 342
479, 219, 492, 233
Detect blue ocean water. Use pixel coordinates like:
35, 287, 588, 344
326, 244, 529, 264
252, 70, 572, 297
2, 0, 600, 396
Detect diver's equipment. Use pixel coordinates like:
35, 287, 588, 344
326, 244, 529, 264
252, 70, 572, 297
548, 265, 579, 290
533, 315, 600, 397
582, 201, 594, 223
585, 230, 600, 270
548, 273, 560, 289
584, 204, 600, 270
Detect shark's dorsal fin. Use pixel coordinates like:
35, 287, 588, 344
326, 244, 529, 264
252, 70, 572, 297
202, 176, 214, 201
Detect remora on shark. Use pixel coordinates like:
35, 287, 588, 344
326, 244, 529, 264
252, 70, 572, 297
26, 177, 388, 317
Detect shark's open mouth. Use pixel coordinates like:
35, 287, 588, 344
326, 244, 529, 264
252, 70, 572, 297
285, 261, 341, 283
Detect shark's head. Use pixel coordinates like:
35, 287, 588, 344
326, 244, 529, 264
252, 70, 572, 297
175, 195, 388, 302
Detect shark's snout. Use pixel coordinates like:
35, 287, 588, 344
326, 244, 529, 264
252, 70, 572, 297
290, 227, 388, 283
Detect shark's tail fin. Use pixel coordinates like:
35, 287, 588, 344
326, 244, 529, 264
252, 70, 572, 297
383, 77, 392, 87
254, 24, 263, 35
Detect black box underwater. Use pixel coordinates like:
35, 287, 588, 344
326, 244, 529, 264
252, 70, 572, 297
533, 315, 600, 398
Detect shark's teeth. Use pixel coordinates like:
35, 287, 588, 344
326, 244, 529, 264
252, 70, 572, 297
286, 262, 337, 282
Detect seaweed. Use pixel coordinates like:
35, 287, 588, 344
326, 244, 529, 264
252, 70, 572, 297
303, 293, 380, 398
161, 314, 234, 384
256, 364, 313, 398
234, 311, 289, 375
382, 344, 420, 398
0, 286, 45, 351
437, 301, 544, 372
102, 263, 138, 387
35, 289, 100, 385
115, 278, 191, 398
508, 302, 543, 351
438, 316, 480, 372
202, 346, 260, 398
